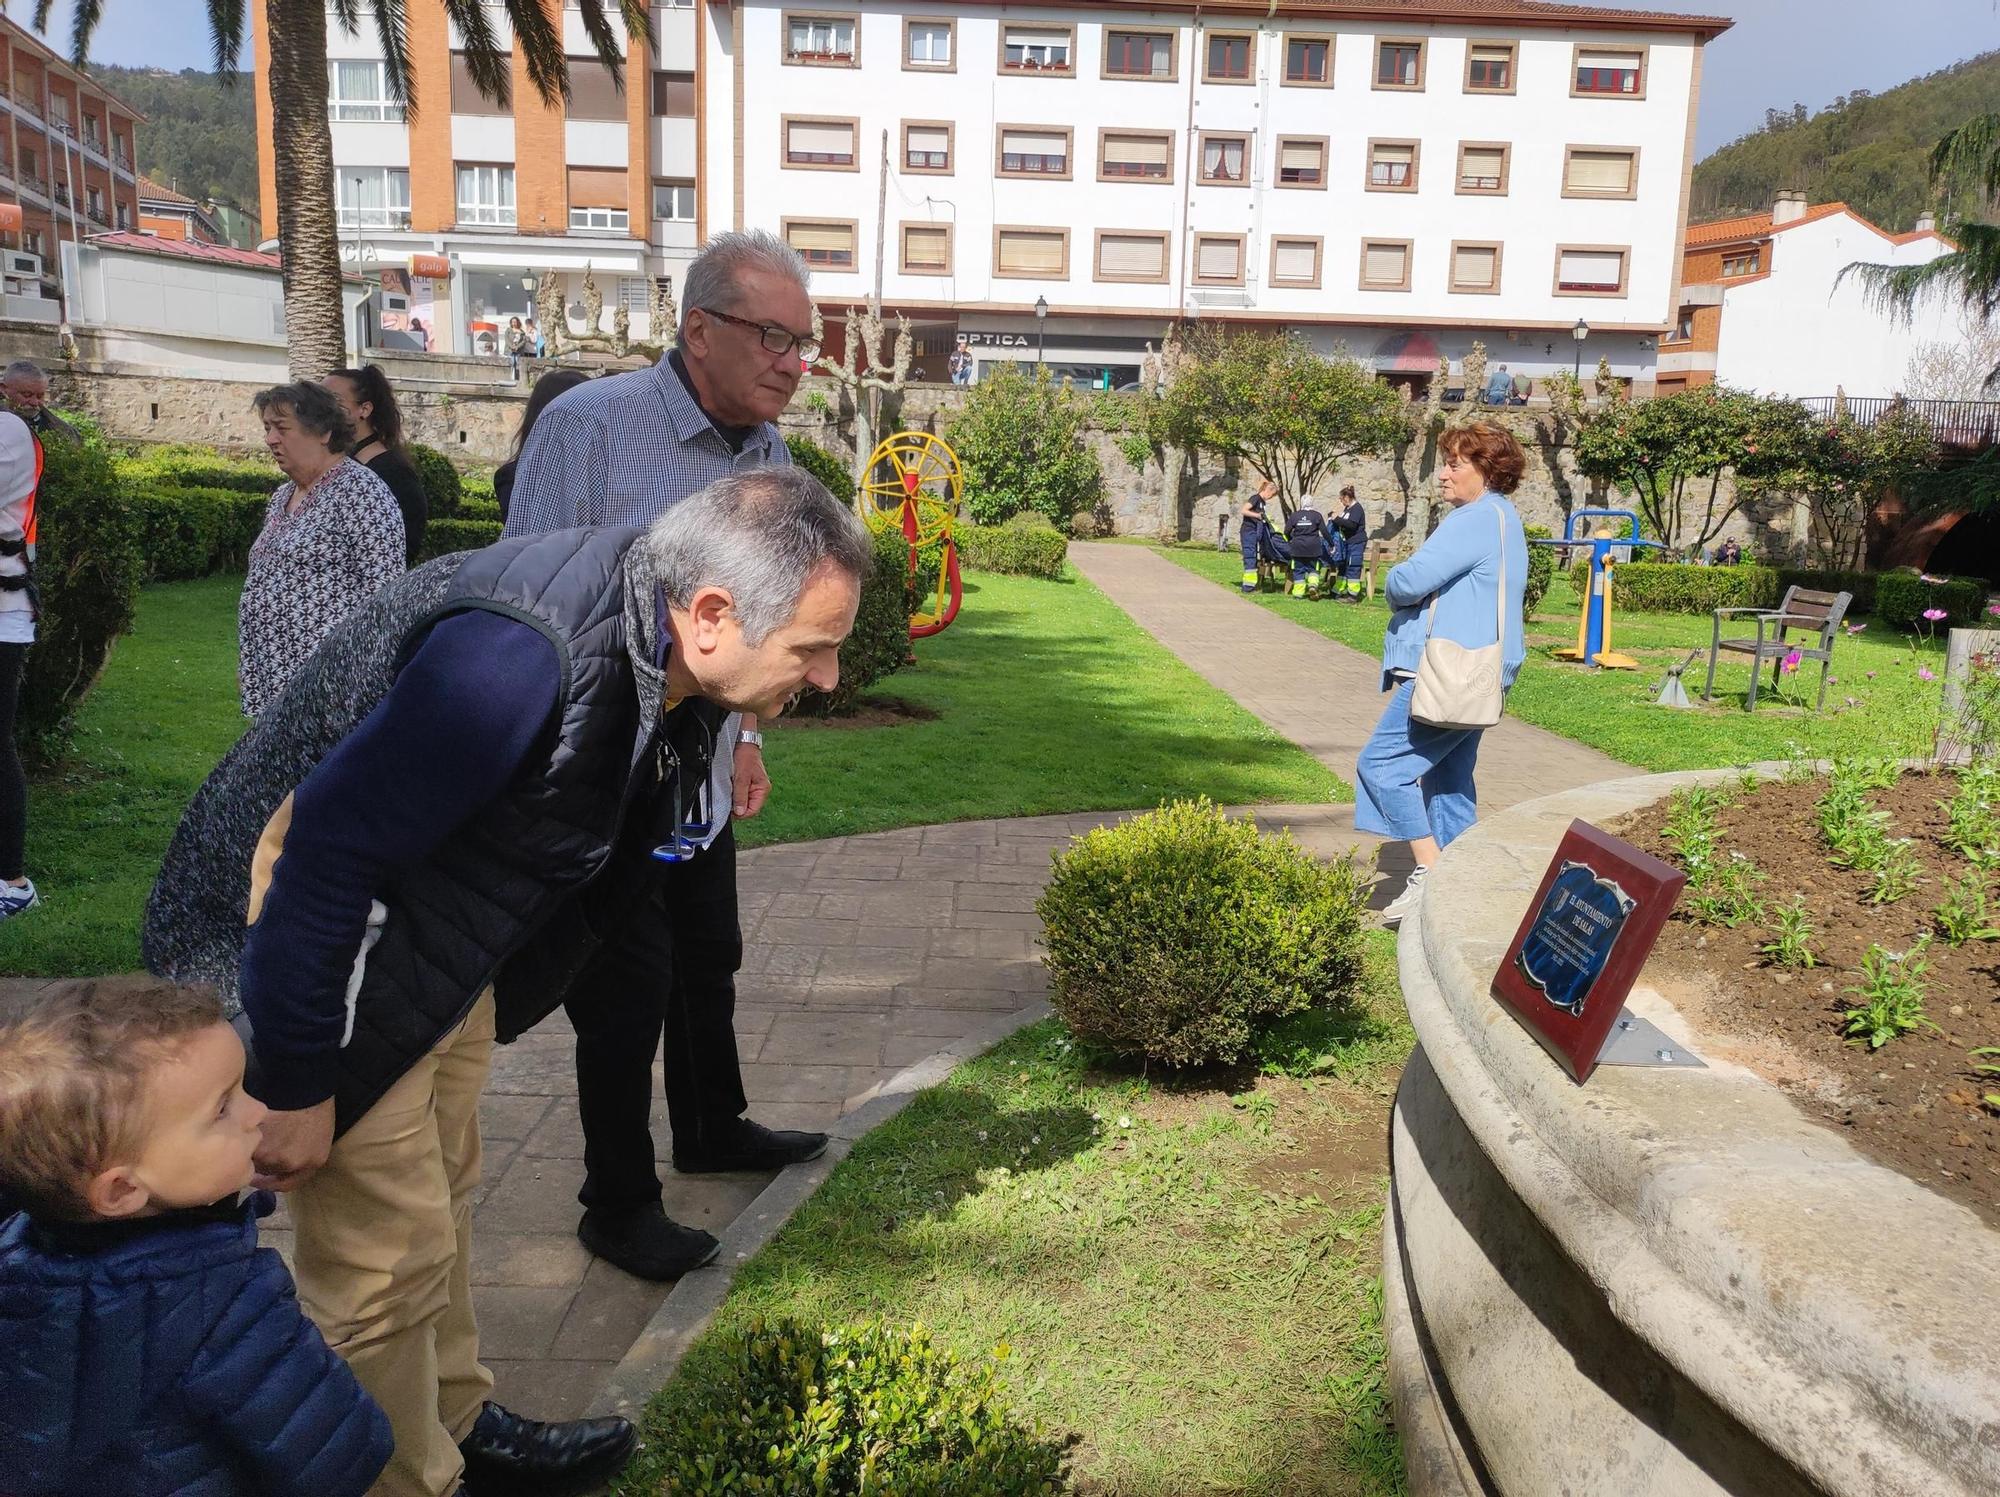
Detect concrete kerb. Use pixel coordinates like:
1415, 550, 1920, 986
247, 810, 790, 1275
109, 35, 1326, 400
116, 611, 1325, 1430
588, 1000, 1052, 1421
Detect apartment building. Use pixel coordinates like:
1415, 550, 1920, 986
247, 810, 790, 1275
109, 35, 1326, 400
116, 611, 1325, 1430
0, 11, 143, 312
1657, 193, 1957, 396
254, 2, 701, 356
705, 0, 1728, 389
138, 174, 227, 245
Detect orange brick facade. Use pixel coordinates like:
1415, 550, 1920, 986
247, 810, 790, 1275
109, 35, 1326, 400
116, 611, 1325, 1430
0, 14, 142, 272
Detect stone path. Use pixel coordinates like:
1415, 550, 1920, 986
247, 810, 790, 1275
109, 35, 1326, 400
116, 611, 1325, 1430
0, 546, 1637, 1422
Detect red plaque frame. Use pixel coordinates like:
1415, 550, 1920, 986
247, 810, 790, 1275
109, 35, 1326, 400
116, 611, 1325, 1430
1489, 819, 1686, 1083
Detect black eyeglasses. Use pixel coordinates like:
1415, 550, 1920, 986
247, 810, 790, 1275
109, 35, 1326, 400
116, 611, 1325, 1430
696, 307, 821, 361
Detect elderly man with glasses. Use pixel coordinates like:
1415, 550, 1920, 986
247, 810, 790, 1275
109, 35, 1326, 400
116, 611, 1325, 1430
502, 230, 828, 1283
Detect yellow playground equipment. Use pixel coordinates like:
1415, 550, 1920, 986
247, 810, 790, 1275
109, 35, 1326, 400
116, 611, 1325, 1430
1533, 508, 1667, 670
859, 430, 963, 638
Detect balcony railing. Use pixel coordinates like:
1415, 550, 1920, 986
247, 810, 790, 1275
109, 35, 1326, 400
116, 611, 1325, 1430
1800, 395, 2000, 447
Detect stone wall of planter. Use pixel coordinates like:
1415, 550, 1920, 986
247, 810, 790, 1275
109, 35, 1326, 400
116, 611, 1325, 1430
1387, 769, 1999, 1497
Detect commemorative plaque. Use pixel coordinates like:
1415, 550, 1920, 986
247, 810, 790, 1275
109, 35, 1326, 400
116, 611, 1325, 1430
1490, 820, 1687, 1083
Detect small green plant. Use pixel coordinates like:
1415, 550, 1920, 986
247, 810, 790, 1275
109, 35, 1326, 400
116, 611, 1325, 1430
1864, 838, 1923, 904
1660, 785, 1727, 885
1972, 1048, 2000, 1111
1842, 939, 1939, 1049
1689, 853, 1766, 927
1817, 770, 1895, 871
650, 1317, 1076, 1494
1941, 765, 2000, 868
1932, 869, 2000, 944
1759, 895, 1818, 968
1115, 431, 1152, 470
802, 387, 833, 417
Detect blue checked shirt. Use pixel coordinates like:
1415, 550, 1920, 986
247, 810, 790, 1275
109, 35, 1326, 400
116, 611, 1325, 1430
502, 354, 794, 845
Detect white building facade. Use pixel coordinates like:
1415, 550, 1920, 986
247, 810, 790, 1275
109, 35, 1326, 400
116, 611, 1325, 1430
704, 0, 1727, 388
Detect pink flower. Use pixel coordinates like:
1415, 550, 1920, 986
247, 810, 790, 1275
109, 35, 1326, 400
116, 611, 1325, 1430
1922, 607, 1948, 622
1919, 666, 1937, 682
1781, 649, 1801, 674
1845, 622, 1868, 635
1866, 670, 1877, 679
1828, 676, 1838, 685
1989, 604, 2000, 617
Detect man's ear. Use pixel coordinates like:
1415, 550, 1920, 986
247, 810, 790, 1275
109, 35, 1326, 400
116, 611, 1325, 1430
85, 1165, 151, 1220
685, 585, 736, 651
680, 309, 710, 360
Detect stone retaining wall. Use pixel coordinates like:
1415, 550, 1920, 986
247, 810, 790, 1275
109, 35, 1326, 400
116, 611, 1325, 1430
1387, 769, 1999, 1497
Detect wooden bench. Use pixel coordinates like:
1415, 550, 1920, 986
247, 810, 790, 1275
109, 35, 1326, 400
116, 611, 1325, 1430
1363, 540, 1400, 601
1703, 585, 1853, 712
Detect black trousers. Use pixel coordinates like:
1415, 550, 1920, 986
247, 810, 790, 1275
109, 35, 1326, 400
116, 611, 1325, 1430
563, 823, 749, 1213
0, 642, 25, 882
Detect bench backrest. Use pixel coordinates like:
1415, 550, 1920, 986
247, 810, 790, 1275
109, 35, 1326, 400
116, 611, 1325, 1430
1775, 585, 1853, 639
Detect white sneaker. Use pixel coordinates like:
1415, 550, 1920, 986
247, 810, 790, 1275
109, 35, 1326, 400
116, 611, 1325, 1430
1380, 865, 1429, 928
0, 878, 39, 921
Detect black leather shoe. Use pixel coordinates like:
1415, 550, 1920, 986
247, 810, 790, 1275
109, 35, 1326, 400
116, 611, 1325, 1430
458, 1401, 636, 1497
673, 1116, 829, 1173
578, 1203, 720, 1281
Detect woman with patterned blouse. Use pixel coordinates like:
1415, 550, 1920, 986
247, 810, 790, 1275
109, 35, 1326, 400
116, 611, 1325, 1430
238, 382, 406, 718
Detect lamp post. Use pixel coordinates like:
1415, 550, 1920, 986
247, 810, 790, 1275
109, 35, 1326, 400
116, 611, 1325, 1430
1034, 294, 1048, 368
349, 175, 366, 362
1571, 317, 1590, 379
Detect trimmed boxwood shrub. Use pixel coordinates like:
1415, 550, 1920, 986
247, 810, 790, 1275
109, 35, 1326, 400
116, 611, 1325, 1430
1566, 561, 1779, 614
130, 485, 268, 580
784, 433, 856, 507
416, 517, 502, 562
409, 443, 462, 518
457, 496, 502, 523
798, 524, 912, 718
1876, 568, 1987, 630
21, 435, 144, 758
115, 446, 281, 497
1523, 524, 1554, 620
652, 1317, 1074, 1495
1037, 799, 1364, 1068
957, 523, 1068, 579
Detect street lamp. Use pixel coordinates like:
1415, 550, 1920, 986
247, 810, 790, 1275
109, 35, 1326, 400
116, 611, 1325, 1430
350, 175, 366, 362
1034, 294, 1048, 368
1571, 317, 1590, 379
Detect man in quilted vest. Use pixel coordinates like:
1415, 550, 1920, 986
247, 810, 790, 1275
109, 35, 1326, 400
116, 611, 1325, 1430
145, 468, 872, 1497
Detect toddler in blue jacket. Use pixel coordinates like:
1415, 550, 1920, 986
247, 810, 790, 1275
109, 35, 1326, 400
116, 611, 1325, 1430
0, 976, 391, 1497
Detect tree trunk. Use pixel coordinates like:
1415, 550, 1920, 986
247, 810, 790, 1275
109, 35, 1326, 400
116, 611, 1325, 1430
266, 0, 347, 378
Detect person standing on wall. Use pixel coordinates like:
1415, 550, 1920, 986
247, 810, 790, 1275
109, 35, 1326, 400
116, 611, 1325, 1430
323, 366, 429, 566
502, 229, 827, 1282
0, 410, 39, 922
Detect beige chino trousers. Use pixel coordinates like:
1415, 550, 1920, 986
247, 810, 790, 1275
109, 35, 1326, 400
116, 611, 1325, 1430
290, 991, 497, 1497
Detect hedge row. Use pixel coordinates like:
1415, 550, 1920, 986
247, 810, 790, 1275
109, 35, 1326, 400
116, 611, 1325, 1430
133, 485, 268, 581
458, 496, 502, 523
956, 523, 1069, 578
1562, 561, 1989, 626
1875, 569, 1989, 630
115, 445, 282, 498
416, 517, 503, 562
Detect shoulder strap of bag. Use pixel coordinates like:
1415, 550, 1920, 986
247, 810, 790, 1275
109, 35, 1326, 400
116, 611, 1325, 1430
1421, 500, 1510, 644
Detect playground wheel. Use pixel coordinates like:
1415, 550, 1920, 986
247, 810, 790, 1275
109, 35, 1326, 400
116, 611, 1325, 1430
860, 430, 964, 638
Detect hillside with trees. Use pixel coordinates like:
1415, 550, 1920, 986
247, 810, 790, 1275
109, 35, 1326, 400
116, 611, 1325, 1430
1692, 50, 2000, 231
91, 66, 258, 223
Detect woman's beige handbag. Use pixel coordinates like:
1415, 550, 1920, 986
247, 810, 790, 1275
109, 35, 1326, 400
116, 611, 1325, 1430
1409, 506, 1507, 730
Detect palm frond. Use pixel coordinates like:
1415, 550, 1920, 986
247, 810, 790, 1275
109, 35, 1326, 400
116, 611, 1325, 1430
368, 0, 414, 116
65, 0, 103, 64
1928, 113, 2000, 202
1841, 221, 2000, 325
329, 0, 363, 38
443, 0, 511, 110
205, 0, 246, 76
575, 2, 624, 89
506, 0, 570, 108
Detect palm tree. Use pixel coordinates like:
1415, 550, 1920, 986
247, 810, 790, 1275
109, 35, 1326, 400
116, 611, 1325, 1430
26, 1, 647, 377
1844, 115, 2000, 381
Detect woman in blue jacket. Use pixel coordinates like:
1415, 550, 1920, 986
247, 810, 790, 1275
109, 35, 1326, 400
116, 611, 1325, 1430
1360, 421, 1528, 927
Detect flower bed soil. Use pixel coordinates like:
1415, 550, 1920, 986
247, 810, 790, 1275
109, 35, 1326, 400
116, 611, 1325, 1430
1617, 773, 2000, 1228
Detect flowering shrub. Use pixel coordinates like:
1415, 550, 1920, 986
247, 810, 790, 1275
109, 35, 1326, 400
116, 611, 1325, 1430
1036, 799, 1364, 1067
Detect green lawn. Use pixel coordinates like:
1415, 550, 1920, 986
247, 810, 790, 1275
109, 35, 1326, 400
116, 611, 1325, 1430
618, 932, 1413, 1497
2, 567, 1339, 977
1160, 545, 1951, 771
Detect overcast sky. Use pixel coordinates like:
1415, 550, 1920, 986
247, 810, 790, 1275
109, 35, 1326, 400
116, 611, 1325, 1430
30, 0, 2000, 161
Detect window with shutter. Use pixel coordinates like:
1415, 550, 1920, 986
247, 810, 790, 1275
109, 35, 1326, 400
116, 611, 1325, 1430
1200, 134, 1249, 184
1271, 238, 1320, 286
1369, 141, 1416, 189
1575, 47, 1643, 95
1194, 235, 1243, 282
1465, 43, 1515, 92
786, 220, 857, 268
904, 124, 951, 172
786, 119, 857, 168
999, 128, 1070, 176
1563, 148, 1636, 195
996, 229, 1067, 277
1556, 248, 1626, 293
566, 59, 626, 121
1361, 241, 1410, 288
650, 71, 695, 117
902, 224, 950, 273
1095, 232, 1168, 280
1458, 144, 1507, 192
1100, 131, 1171, 180
1105, 31, 1173, 79
1277, 138, 1325, 186
1002, 27, 1073, 73
451, 54, 509, 116
1451, 244, 1499, 290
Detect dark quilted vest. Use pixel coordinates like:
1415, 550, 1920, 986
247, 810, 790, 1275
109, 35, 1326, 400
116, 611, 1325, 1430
145, 528, 654, 1136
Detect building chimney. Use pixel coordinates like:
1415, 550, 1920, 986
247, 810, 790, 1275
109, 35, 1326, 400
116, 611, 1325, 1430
1914, 211, 1937, 234
1771, 191, 1809, 226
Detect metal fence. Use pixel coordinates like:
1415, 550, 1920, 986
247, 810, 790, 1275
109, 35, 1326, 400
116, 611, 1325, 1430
1799, 396, 2000, 447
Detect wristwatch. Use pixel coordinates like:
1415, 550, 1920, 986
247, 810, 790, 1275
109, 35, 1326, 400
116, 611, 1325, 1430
738, 729, 765, 749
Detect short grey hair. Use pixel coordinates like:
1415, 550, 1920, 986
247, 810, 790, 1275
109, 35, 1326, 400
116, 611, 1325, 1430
2, 361, 45, 386
644, 467, 873, 645
253, 381, 356, 452
683, 229, 810, 318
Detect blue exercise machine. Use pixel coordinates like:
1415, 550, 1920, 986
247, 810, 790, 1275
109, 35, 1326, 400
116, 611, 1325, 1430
1531, 509, 1667, 669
